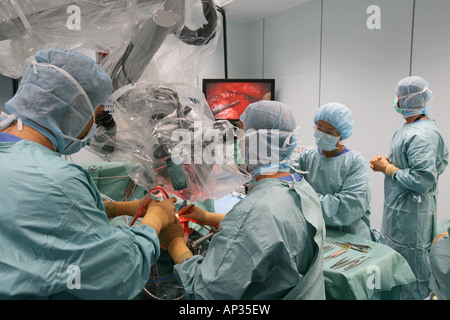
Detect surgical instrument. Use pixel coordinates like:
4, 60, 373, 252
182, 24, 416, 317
324, 244, 351, 261
212, 100, 240, 115
323, 242, 335, 253
343, 257, 370, 271
332, 241, 372, 253
330, 256, 365, 270
187, 227, 219, 255
177, 202, 195, 216
177, 201, 195, 241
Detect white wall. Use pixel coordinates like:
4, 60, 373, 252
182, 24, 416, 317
204, 0, 450, 229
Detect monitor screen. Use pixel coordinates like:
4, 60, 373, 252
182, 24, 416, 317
202, 79, 275, 121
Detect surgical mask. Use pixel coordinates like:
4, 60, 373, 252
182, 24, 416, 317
314, 128, 340, 151
62, 122, 97, 155
394, 96, 424, 115
394, 97, 402, 114
394, 87, 432, 118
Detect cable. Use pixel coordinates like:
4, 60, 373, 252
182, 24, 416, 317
409, 0, 416, 76
129, 186, 169, 226
217, 6, 228, 79
123, 181, 136, 201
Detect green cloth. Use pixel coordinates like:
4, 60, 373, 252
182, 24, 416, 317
80, 162, 147, 201
324, 229, 416, 300
435, 220, 450, 237
429, 225, 450, 300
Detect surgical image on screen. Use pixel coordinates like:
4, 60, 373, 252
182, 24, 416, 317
204, 81, 273, 120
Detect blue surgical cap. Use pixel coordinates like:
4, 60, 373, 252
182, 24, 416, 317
4, 48, 113, 153
241, 100, 296, 129
396, 76, 432, 117
240, 101, 298, 177
313, 102, 354, 140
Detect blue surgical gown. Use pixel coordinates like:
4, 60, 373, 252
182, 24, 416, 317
382, 119, 448, 300
174, 177, 326, 300
296, 148, 373, 240
0, 138, 160, 299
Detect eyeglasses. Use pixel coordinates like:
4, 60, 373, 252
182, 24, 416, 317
313, 125, 340, 137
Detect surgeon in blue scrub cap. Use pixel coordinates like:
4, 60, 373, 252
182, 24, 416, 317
371, 76, 448, 300
239, 100, 299, 178
159, 101, 327, 300
394, 76, 433, 119
0, 49, 177, 299
1, 48, 112, 154
296, 102, 374, 240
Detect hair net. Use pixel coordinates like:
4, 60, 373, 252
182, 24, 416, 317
313, 102, 354, 140
396, 76, 433, 118
3, 48, 113, 154
240, 100, 298, 177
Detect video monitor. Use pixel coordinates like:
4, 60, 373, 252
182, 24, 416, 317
202, 79, 275, 122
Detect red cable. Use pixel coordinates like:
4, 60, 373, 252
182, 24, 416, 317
129, 186, 169, 226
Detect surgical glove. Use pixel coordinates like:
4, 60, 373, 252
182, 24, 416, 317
370, 155, 390, 173
103, 198, 156, 219
385, 164, 400, 177
159, 219, 193, 264
178, 206, 225, 227
140, 197, 177, 234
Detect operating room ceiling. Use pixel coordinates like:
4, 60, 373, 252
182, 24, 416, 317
223, 0, 313, 22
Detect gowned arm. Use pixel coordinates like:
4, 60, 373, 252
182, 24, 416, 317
319, 160, 371, 227
173, 221, 258, 300
392, 137, 439, 194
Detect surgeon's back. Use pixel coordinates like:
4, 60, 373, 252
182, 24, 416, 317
174, 176, 326, 300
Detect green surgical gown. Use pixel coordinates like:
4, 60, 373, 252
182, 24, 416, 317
174, 177, 326, 300
382, 119, 448, 300
0, 139, 160, 299
296, 148, 373, 240
429, 227, 450, 300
